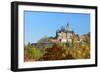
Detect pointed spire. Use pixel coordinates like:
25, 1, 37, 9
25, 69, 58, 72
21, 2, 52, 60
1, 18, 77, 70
65, 22, 72, 32
61, 26, 64, 31
67, 23, 69, 27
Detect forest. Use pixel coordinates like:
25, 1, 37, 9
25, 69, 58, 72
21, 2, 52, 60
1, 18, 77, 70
24, 33, 90, 62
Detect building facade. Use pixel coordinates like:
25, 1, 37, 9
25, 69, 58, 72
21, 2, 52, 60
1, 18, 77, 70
56, 23, 74, 43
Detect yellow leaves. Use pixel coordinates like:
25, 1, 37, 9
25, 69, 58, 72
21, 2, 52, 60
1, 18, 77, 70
62, 43, 90, 59
62, 53, 66, 57
24, 37, 90, 61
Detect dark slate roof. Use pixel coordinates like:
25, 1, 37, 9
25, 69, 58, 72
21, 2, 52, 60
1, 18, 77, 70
56, 23, 74, 33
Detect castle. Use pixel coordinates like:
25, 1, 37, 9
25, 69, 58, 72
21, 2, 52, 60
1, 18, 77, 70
56, 23, 74, 43
51, 23, 76, 43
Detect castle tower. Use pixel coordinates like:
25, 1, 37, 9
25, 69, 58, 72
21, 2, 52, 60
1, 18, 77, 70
65, 23, 73, 32
57, 23, 74, 43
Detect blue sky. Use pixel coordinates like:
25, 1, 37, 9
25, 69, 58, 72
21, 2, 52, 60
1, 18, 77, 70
24, 11, 90, 44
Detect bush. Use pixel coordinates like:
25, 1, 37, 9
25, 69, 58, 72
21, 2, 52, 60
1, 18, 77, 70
24, 45, 44, 61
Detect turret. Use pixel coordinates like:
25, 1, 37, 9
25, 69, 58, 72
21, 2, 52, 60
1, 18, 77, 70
65, 23, 73, 33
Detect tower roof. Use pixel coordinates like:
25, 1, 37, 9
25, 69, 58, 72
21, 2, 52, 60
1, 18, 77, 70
57, 23, 74, 33
65, 23, 73, 32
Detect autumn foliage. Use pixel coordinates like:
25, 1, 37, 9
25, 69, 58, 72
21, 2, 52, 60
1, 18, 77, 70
24, 33, 90, 62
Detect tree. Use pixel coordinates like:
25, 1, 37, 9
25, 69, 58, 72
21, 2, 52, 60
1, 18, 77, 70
41, 44, 65, 60
37, 36, 51, 43
24, 44, 44, 61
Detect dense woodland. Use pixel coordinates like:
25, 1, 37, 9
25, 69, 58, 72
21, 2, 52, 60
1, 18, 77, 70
24, 33, 90, 62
